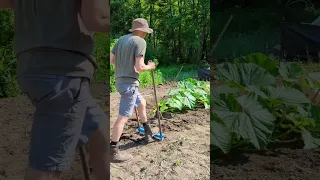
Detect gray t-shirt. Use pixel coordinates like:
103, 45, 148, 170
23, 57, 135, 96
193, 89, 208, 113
112, 33, 146, 86
15, 0, 96, 79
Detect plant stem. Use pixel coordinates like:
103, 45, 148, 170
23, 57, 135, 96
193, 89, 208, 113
231, 140, 248, 149
312, 88, 320, 102
276, 123, 301, 140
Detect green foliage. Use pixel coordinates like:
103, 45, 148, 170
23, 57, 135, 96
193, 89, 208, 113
155, 78, 210, 114
211, 52, 320, 153
93, 33, 110, 83
111, 0, 210, 65
0, 43, 21, 97
0, 10, 19, 97
213, 7, 320, 59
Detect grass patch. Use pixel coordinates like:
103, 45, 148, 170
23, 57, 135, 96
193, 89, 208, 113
215, 27, 280, 60
297, 62, 320, 73
110, 64, 198, 92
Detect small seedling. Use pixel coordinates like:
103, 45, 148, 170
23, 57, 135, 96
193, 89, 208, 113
174, 159, 181, 166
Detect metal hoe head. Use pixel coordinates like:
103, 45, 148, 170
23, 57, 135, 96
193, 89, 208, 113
137, 125, 145, 134
153, 133, 165, 141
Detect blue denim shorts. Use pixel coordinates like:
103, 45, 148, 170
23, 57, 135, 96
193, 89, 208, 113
18, 75, 106, 171
116, 84, 142, 117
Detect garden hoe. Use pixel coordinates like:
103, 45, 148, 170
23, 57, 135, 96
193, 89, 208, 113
136, 61, 165, 141
150, 64, 165, 141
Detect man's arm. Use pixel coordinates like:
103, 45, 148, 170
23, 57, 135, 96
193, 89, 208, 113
135, 56, 155, 72
110, 53, 115, 65
81, 0, 110, 33
0, 0, 15, 9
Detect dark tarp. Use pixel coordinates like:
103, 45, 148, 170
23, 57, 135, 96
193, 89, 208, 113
198, 67, 210, 80
281, 23, 320, 60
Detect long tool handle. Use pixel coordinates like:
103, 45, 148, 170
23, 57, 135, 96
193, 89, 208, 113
79, 146, 91, 180
151, 69, 162, 135
134, 107, 140, 126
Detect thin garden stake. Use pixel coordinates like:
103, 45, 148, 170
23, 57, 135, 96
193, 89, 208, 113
166, 65, 184, 94
210, 15, 232, 83
79, 146, 91, 180
211, 15, 233, 58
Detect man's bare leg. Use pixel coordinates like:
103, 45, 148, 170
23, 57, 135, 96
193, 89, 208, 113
111, 115, 129, 142
137, 97, 147, 123
136, 97, 153, 141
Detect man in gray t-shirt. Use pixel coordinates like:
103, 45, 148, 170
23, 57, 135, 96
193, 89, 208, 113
110, 18, 155, 163
1, 1, 110, 180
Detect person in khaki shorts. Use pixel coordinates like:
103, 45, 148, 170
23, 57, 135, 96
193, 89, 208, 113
110, 18, 156, 163
0, 0, 110, 180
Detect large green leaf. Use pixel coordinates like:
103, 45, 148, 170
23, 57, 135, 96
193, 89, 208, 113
265, 86, 311, 116
166, 97, 183, 111
215, 62, 275, 87
213, 94, 275, 149
279, 62, 303, 82
213, 85, 240, 95
302, 130, 320, 149
234, 52, 279, 76
176, 92, 196, 109
193, 88, 207, 96
307, 72, 320, 88
178, 80, 196, 89
245, 85, 268, 98
265, 86, 311, 109
168, 89, 181, 96
211, 118, 232, 154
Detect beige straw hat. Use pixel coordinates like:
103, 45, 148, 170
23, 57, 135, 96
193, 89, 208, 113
129, 18, 153, 34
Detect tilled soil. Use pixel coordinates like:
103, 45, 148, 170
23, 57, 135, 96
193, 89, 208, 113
109, 84, 210, 180
0, 83, 210, 180
211, 148, 320, 180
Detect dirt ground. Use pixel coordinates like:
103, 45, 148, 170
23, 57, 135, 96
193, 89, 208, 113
109, 84, 210, 180
0, 83, 210, 180
211, 148, 320, 180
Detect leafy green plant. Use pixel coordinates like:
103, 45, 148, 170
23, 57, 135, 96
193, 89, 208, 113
0, 43, 21, 97
211, 52, 320, 154
154, 78, 210, 115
